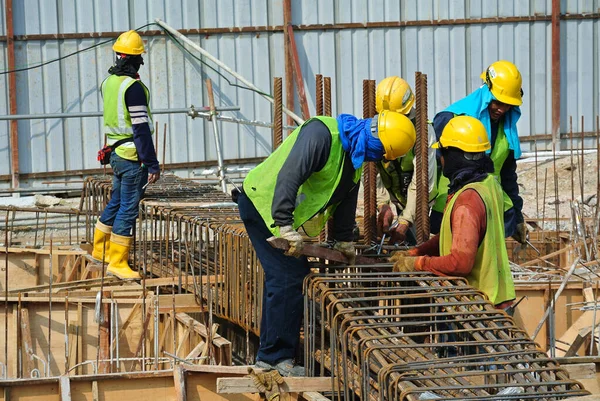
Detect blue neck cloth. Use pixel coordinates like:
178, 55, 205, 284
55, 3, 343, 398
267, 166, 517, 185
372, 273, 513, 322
444, 85, 522, 159
336, 114, 385, 170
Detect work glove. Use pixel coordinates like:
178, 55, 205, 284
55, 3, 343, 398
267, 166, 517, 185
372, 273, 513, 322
333, 241, 356, 265
388, 218, 410, 245
512, 222, 528, 245
377, 204, 395, 237
279, 225, 304, 258
392, 256, 418, 273
247, 367, 284, 401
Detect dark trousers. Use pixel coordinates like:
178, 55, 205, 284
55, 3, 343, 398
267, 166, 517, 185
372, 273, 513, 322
237, 192, 310, 364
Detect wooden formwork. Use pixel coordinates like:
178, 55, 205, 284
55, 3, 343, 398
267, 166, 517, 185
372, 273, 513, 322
0, 365, 331, 401
0, 288, 231, 379
0, 246, 98, 291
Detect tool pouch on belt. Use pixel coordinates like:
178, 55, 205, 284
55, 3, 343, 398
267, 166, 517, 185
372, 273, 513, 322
97, 138, 134, 165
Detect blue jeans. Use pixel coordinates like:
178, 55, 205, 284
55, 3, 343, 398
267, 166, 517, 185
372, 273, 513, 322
237, 192, 310, 364
99, 152, 147, 236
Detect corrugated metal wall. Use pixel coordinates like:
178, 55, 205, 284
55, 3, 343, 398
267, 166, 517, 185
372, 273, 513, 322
0, 0, 599, 185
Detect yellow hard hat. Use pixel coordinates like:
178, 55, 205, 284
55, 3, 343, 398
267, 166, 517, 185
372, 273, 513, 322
377, 110, 416, 160
432, 115, 491, 153
480, 60, 523, 106
376, 76, 415, 115
113, 30, 145, 55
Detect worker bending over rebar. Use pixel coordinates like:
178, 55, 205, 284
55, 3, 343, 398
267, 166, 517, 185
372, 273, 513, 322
236, 111, 416, 376
374, 76, 438, 246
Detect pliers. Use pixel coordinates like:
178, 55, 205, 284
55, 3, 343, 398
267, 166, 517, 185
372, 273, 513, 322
377, 220, 399, 255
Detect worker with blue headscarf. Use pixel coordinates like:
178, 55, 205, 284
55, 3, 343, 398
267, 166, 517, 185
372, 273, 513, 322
430, 60, 527, 244
238, 111, 416, 376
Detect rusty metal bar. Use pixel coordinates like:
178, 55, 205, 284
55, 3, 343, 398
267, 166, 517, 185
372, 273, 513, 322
5, 0, 18, 189
303, 270, 589, 400
324, 77, 332, 117
362, 80, 377, 245
414, 72, 430, 244
273, 77, 283, 150
286, 24, 310, 120
283, 0, 295, 128
316, 74, 324, 115
3, 13, 598, 42
551, 0, 561, 148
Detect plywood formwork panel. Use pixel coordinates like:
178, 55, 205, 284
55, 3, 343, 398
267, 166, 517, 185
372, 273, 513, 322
514, 284, 586, 352
0, 247, 92, 292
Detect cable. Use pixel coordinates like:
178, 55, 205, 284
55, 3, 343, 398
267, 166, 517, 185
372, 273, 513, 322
0, 22, 273, 99
0, 23, 159, 75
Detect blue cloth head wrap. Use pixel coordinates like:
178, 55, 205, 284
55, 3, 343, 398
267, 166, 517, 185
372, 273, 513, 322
336, 114, 385, 169
444, 85, 522, 159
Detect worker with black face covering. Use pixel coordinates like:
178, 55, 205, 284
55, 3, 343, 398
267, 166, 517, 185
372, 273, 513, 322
91, 30, 159, 280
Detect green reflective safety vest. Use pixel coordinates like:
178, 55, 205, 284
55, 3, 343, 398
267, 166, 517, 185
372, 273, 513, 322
432, 119, 513, 214
439, 175, 516, 305
101, 75, 154, 161
377, 149, 414, 207
243, 116, 362, 237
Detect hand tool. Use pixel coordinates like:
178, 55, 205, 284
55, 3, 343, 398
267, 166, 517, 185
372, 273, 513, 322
267, 236, 381, 265
377, 220, 399, 255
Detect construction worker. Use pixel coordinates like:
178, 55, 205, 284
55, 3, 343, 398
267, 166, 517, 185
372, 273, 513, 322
237, 111, 416, 376
91, 30, 159, 279
430, 60, 526, 244
392, 116, 516, 310
375, 76, 437, 245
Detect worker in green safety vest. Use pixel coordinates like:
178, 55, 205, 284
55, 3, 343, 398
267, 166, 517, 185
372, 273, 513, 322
430, 60, 527, 245
392, 115, 516, 309
237, 111, 416, 376
91, 30, 160, 280
374, 76, 438, 245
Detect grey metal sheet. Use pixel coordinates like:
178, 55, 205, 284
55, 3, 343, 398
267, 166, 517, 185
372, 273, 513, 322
0, 0, 597, 180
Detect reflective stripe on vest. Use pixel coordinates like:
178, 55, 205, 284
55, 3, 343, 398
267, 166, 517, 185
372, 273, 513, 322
102, 75, 154, 161
439, 175, 516, 305
244, 116, 362, 237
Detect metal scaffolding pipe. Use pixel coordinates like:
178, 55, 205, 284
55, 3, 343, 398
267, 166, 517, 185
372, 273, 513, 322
0, 106, 240, 121
155, 18, 305, 126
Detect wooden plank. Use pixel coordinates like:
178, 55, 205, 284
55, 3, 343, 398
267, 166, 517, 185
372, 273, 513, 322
520, 245, 574, 267
66, 256, 81, 283
59, 376, 71, 401
98, 292, 111, 373
185, 340, 206, 360
92, 380, 99, 401
144, 275, 222, 287
20, 307, 35, 377
561, 363, 597, 380
173, 364, 187, 401
76, 303, 83, 375
217, 377, 332, 394
301, 392, 331, 401
552, 311, 600, 357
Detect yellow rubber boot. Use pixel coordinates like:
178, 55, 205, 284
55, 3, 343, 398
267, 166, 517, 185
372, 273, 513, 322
106, 233, 141, 280
91, 220, 112, 263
